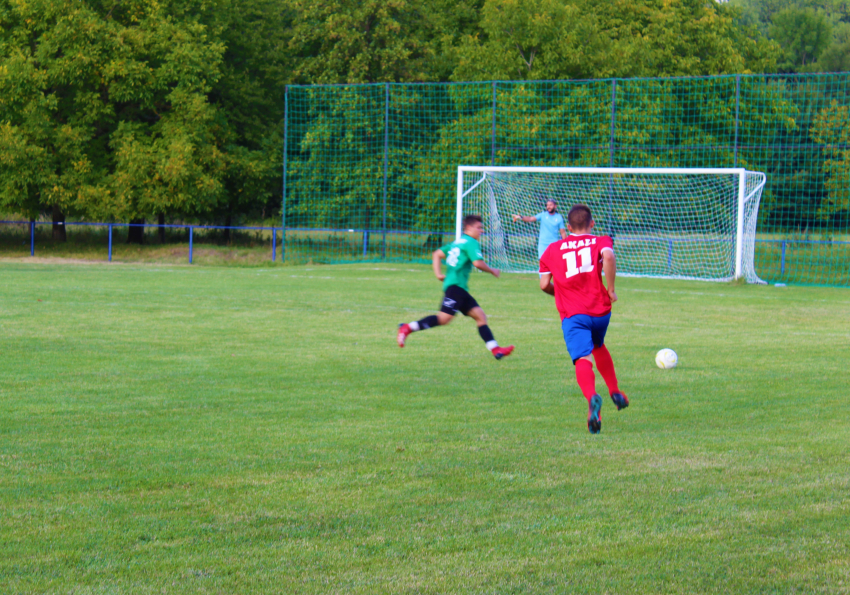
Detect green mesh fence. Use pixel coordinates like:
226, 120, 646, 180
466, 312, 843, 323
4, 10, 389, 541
284, 74, 850, 286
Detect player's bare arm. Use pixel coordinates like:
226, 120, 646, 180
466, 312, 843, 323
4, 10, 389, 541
432, 249, 446, 281
560, 228, 568, 240
473, 259, 500, 278
512, 214, 538, 223
539, 272, 555, 296
602, 250, 617, 303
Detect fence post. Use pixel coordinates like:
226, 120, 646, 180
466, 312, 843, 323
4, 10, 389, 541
382, 83, 389, 261
734, 75, 741, 168
189, 226, 194, 264
272, 228, 276, 262
667, 239, 673, 270
363, 230, 370, 257
609, 79, 617, 167
491, 81, 497, 165
30, 221, 35, 256
282, 86, 288, 263
781, 240, 786, 275
607, 79, 617, 233
108, 224, 113, 262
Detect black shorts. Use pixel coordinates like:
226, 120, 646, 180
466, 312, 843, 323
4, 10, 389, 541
440, 285, 479, 316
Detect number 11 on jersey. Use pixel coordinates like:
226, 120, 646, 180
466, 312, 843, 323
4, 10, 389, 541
563, 247, 594, 278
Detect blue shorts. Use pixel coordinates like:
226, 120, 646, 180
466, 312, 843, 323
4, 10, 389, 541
561, 314, 611, 363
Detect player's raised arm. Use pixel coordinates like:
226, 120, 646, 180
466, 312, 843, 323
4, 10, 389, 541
512, 214, 537, 223
602, 249, 617, 303
432, 249, 446, 281
473, 260, 500, 278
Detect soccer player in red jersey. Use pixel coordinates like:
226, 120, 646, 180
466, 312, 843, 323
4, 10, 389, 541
538, 204, 628, 434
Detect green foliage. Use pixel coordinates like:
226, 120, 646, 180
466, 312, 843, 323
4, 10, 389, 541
452, 0, 780, 81
730, 0, 850, 73
288, 0, 436, 84
0, 0, 112, 219
408, 84, 492, 231
0, 0, 806, 232
816, 22, 850, 70
0, 0, 285, 224
203, 0, 293, 221
770, 7, 833, 71
451, 0, 614, 81
0, 0, 226, 220
811, 100, 850, 221
286, 86, 386, 229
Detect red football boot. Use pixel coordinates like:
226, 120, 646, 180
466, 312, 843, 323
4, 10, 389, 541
397, 323, 412, 348
491, 345, 514, 360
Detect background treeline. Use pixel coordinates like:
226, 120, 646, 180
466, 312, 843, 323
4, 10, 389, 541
0, 0, 848, 238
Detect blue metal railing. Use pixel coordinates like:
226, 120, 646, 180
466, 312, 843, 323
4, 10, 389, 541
1, 220, 847, 273
0, 220, 456, 263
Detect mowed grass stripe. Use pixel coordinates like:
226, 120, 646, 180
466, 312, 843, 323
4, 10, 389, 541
1, 262, 848, 594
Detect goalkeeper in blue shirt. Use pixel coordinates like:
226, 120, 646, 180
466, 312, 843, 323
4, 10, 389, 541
512, 199, 568, 258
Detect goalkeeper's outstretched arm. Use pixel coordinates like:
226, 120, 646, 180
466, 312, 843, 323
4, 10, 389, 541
512, 214, 537, 223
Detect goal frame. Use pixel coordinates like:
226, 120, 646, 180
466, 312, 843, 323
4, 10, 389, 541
456, 166, 761, 280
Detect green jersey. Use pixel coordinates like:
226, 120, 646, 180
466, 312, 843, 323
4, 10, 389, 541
440, 234, 484, 291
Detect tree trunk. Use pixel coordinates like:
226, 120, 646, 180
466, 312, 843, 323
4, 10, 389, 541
127, 218, 145, 244
158, 213, 166, 243
223, 214, 232, 244
52, 206, 66, 242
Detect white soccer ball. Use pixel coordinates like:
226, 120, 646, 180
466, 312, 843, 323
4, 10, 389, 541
655, 348, 678, 369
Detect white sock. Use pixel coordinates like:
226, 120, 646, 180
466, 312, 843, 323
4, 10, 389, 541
408, 321, 420, 332
486, 340, 499, 351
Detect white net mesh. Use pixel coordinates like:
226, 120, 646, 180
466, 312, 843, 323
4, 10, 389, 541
460, 168, 766, 283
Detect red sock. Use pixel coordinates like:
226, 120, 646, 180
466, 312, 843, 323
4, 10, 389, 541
574, 359, 597, 402
592, 345, 620, 395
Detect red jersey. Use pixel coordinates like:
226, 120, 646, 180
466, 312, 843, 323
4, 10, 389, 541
539, 234, 614, 319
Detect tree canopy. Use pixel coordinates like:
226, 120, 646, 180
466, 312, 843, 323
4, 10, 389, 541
2, 0, 844, 231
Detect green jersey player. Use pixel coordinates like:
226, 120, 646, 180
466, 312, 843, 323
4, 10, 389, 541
397, 214, 514, 360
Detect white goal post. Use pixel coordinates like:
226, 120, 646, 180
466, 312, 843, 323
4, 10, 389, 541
456, 166, 767, 283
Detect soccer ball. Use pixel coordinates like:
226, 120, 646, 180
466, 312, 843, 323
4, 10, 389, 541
655, 348, 678, 369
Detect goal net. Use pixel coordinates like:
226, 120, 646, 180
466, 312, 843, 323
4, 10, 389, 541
457, 167, 767, 283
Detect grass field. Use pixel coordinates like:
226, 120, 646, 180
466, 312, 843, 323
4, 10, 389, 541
1, 261, 848, 594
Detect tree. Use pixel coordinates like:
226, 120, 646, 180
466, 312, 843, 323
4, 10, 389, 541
0, 0, 243, 241
769, 7, 833, 72
451, 0, 615, 81
201, 0, 295, 230
0, 1, 112, 234
288, 0, 432, 84
729, 0, 850, 74
816, 23, 850, 70
811, 100, 850, 223
451, 0, 779, 82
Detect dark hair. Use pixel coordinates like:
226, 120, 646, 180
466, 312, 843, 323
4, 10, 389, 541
567, 204, 593, 230
463, 214, 483, 228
